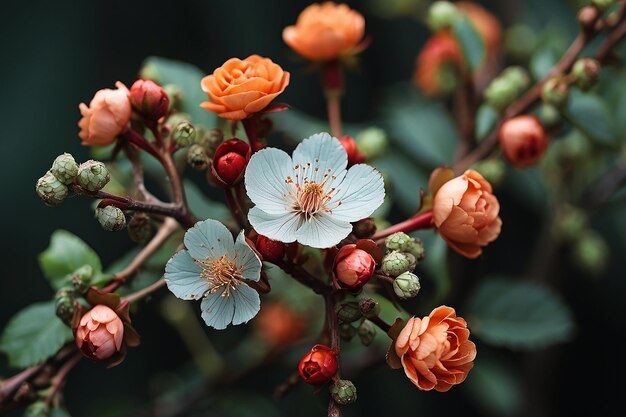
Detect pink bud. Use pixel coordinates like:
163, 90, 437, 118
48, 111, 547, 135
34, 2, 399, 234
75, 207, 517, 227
339, 135, 365, 166
75, 305, 124, 360
255, 235, 286, 262
129, 79, 169, 120
334, 246, 375, 290
298, 344, 338, 384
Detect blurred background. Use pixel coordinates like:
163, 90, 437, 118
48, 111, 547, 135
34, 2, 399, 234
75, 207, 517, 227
1, 0, 625, 416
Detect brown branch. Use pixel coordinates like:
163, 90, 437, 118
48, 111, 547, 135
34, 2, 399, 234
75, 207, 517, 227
372, 211, 434, 242
123, 278, 167, 304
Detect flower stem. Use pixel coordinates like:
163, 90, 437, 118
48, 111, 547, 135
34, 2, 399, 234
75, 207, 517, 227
372, 211, 434, 242
123, 277, 166, 304
323, 61, 344, 138
44, 353, 81, 407
324, 292, 342, 417
242, 116, 263, 152
225, 187, 248, 229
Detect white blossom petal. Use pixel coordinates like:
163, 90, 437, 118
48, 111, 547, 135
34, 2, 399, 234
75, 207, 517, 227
200, 287, 235, 330
329, 164, 385, 222
248, 207, 302, 243
295, 212, 353, 248
164, 250, 208, 300
231, 284, 261, 325
244, 147, 294, 214
234, 231, 262, 282
184, 219, 234, 261
292, 133, 347, 187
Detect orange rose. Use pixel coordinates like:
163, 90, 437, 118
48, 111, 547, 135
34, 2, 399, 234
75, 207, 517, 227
413, 32, 462, 96
432, 169, 502, 258
78, 82, 131, 146
395, 306, 476, 392
283, 2, 366, 62
200, 55, 290, 121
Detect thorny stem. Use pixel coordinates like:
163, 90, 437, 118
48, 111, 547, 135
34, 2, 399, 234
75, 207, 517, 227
123, 277, 167, 304
372, 211, 434, 242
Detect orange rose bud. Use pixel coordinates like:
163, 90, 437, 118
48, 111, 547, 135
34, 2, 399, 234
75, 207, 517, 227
432, 169, 501, 259
499, 115, 548, 167
254, 302, 305, 348
395, 306, 476, 392
201, 55, 290, 121
338, 135, 366, 166
283, 2, 366, 62
413, 33, 462, 96
334, 246, 376, 290
75, 305, 124, 361
255, 235, 286, 262
298, 344, 338, 384
129, 79, 169, 120
211, 139, 251, 186
78, 82, 132, 146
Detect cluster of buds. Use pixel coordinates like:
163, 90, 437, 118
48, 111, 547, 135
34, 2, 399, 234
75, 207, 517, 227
381, 232, 424, 299
484, 66, 530, 111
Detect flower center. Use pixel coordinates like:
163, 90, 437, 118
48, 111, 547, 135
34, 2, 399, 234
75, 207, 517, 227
199, 255, 243, 297
285, 162, 340, 221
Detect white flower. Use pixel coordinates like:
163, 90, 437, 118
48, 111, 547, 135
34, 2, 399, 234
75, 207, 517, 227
244, 132, 385, 248
164, 219, 262, 330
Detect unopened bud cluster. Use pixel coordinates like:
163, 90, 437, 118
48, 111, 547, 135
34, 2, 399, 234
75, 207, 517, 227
381, 232, 424, 299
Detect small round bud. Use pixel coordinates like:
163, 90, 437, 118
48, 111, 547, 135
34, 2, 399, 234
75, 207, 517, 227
71, 265, 94, 294
211, 139, 251, 186
404, 238, 426, 262
427, 1, 460, 32
77, 160, 110, 192
186, 144, 210, 171
385, 232, 412, 251
197, 128, 224, 154
499, 115, 549, 167
338, 136, 366, 166
572, 229, 609, 276
335, 301, 362, 323
330, 379, 357, 405
352, 218, 377, 239
358, 297, 380, 319
95, 205, 126, 232
553, 205, 587, 243
381, 250, 413, 277
36, 171, 69, 206
505, 25, 537, 59
50, 153, 78, 185
172, 121, 196, 147
356, 127, 388, 160
484, 67, 529, 111
24, 401, 50, 417
501, 66, 530, 89
541, 77, 569, 108
127, 212, 154, 244
538, 103, 562, 129
298, 344, 338, 385
340, 322, 358, 341
578, 6, 599, 31
54, 287, 75, 325
255, 235, 286, 262
129, 79, 169, 120
76, 305, 124, 360
591, 0, 615, 11
357, 320, 376, 346
334, 247, 376, 290
571, 58, 601, 91
216, 152, 247, 184
393, 272, 421, 299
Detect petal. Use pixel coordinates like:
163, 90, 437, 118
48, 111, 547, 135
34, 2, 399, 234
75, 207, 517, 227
295, 212, 353, 248
433, 177, 470, 227
164, 250, 208, 300
184, 219, 234, 261
231, 283, 261, 325
248, 207, 302, 243
292, 133, 347, 186
200, 287, 235, 330
328, 164, 385, 222
245, 147, 294, 214
234, 231, 262, 282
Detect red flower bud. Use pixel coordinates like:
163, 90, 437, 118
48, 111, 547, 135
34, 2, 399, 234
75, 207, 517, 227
254, 302, 305, 348
499, 115, 548, 167
256, 235, 285, 262
339, 135, 366, 166
75, 305, 124, 361
333, 245, 376, 290
211, 138, 251, 186
298, 344, 338, 384
129, 79, 169, 120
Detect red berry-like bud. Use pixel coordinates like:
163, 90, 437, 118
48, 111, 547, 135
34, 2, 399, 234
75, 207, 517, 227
75, 305, 124, 361
256, 235, 285, 262
129, 79, 169, 120
499, 115, 548, 168
211, 138, 251, 186
334, 246, 376, 290
298, 344, 338, 384
339, 136, 366, 166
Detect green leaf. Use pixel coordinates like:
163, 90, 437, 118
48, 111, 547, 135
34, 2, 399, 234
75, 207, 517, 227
452, 15, 486, 71
141, 56, 216, 129
475, 104, 498, 141
0, 301, 73, 369
564, 90, 617, 147
464, 357, 523, 416
184, 180, 233, 225
466, 278, 575, 349
530, 47, 558, 80
50, 408, 72, 417
39, 230, 102, 290
376, 151, 428, 214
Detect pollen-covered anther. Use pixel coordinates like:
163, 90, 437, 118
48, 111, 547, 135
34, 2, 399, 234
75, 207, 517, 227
199, 255, 244, 297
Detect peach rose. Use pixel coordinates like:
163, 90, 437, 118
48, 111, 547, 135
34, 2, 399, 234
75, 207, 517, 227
413, 33, 462, 96
283, 2, 366, 62
78, 82, 131, 146
200, 55, 290, 121
75, 305, 124, 361
395, 306, 476, 392
433, 169, 502, 259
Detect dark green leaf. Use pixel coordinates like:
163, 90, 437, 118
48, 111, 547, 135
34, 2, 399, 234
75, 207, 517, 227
49, 408, 72, 417
530, 47, 558, 80
0, 301, 73, 369
564, 90, 617, 147
376, 151, 428, 214
452, 16, 486, 71
184, 180, 233, 225
141, 57, 216, 128
466, 278, 575, 349
39, 230, 102, 290
465, 357, 523, 416
475, 104, 498, 141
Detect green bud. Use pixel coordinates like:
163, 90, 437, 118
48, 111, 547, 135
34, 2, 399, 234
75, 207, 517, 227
330, 379, 357, 405
201, 128, 225, 153
553, 205, 587, 243
505, 25, 537, 59
393, 272, 421, 299
484, 67, 529, 111
50, 153, 78, 185
95, 205, 126, 232
128, 212, 154, 244
187, 144, 210, 171
501, 66, 530, 89
358, 297, 381, 319
36, 171, 69, 206
71, 265, 94, 294
172, 121, 196, 147
357, 320, 376, 346
541, 77, 569, 108
162, 84, 182, 111
427, 1, 460, 32
139, 62, 161, 83
404, 238, 425, 262
385, 232, 412, 251
24, 401, 50, 417
55, 288, 75, 325
339, 322, 358, 341
335, 301, 362, 323
77, 160, 110, 192
356, 127, 388, 160
572, 229, 609, 276
591, 0, 615, 11
381, 250, 413, 277
571, 58, 600, 91
538, 103, 562, 129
